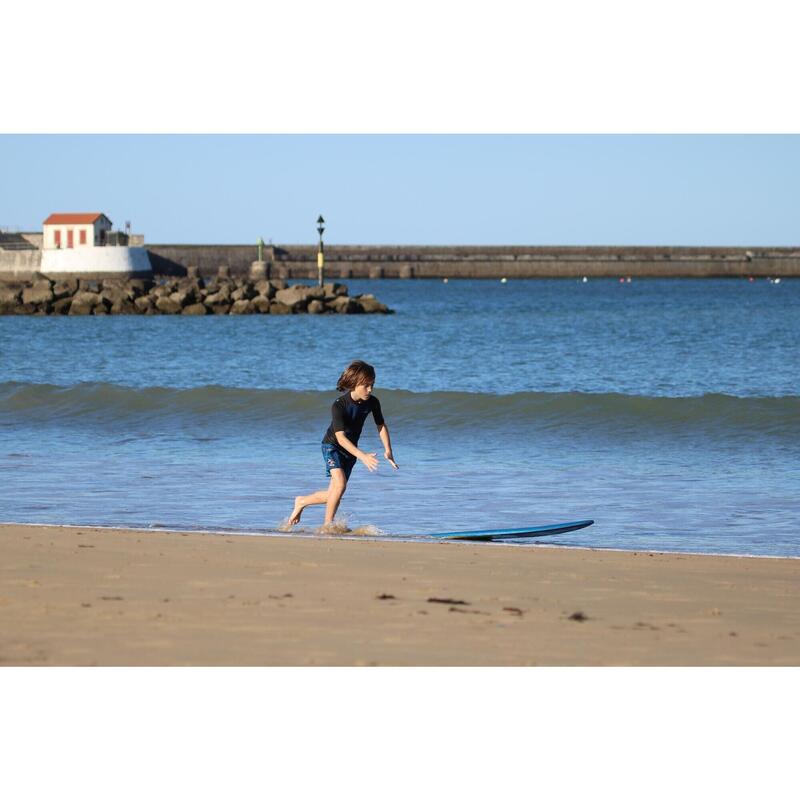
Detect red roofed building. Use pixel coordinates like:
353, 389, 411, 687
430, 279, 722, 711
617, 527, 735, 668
43, 212, 113, 250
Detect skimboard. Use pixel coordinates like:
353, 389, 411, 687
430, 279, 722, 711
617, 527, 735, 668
425, 519, 594, 541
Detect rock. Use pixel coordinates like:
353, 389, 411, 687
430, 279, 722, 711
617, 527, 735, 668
182, 303, 208, 316
327, 296, 360, 314
229, 299, 253, 315
205, 285, 231, 306
78, 279, 102, 293
0, 286, 22, 305
151, 285, 171, 299
218, 265, 230, 279
254, 279, 275, 299
307, 299, 325, 314
155, 296, 182, 314
101, 286, 128, 307
208, 303, 231, 315
134, 296, 154, 313
68, 298, 94, 316
92, 302, 110, 315
126, 278, 154, 298
52, 297, 72, 315
22, 281, 56, 306
111, 298, 137, 314
52, 279, 78, 300
275, 285, 323, 310
251, 296, 271, 314
323, 282, 348, 298
356, 294, 391, 314
169, 289, 196, 309
269, 302, 292, 315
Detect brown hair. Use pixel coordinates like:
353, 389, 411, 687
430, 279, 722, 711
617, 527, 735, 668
336, 360, 376, 392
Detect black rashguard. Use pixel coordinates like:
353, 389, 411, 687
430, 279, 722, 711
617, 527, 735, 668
322, 393, 385, 453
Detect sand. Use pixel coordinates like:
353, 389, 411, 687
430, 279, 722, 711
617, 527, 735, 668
1, 522, 798, 666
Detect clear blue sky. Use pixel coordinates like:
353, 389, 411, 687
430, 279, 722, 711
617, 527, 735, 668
1, 135, 798, 246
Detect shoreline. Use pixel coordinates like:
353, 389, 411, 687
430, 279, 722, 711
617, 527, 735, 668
2, 522, 799, 666
2, 519, 797, 561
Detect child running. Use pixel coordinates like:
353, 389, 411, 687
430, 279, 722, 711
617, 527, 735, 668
287, 360, 398, 529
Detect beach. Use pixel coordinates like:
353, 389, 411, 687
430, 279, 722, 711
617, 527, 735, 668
2, 522, 798, 666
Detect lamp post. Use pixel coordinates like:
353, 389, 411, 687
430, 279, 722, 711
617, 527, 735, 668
316, 215, 325, 288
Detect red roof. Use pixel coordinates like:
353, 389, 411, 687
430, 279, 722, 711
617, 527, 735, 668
43, 213, 110, 225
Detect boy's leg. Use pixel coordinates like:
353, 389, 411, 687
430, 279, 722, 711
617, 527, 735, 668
288, 488, 329, 525
324, 469, 347, 525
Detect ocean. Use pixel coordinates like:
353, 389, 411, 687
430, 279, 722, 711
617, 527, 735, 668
1, 278, 798, 557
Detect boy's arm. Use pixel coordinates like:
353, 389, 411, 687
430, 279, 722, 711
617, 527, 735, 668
377, 424, 399, 469
334, 431, 379, 472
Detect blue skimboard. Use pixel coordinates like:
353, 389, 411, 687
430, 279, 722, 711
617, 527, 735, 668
425, 519, 594, 541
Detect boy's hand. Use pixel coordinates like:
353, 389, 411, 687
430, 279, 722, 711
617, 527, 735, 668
385, 451, 399, 469
361, 452, 379, 472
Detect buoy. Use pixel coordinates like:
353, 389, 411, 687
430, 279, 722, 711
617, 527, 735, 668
500, 277, 507, 284
774, 278, 781, 284
582, 277, 588, 283
443, 278, 448, 284
626, 277, 632, 283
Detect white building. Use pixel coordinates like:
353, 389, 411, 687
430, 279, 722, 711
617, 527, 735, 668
40, 211, 151, 277
43, 212, 113, 249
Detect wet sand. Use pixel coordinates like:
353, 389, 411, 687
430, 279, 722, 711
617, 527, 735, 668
1, 523, 798, 665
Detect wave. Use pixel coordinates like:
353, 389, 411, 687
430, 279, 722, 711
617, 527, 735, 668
1, 382, 799, 438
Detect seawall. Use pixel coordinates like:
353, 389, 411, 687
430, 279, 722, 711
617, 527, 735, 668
146, 244, 800, 279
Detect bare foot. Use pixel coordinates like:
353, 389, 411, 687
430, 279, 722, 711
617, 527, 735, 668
287, 497, 304, 526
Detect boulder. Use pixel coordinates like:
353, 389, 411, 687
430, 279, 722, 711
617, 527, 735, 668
254, 279, 275, 299
52, 297, 72, 315
155, 296, 182, 314
169, 289, 197, 308
270, 279, 288, 292
111, 298, 137, 314
229, 299, 254, 315
51, 279, 78, 300
22, 280, 56, 306
251, 296, 271, 314
78, 279, 102, 293
134, 296, 154, 313
151, 285, 171, 299
205, 285, 231, 306
92, 302, 110, 315
323, 282, 348, 298
269, 302, 292, 315
356, 294, 391, 314
101, 285, 128, 307
126, 278, 155, 298
209, 302, 231, 315
327, 296, 360, 314
0, 286, 22, 305
69, 291, 104, 315
182, 303, 208, 316
275, 285, 323, 310
307, 299, 325, 314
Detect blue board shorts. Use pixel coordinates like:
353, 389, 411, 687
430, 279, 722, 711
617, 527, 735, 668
322, 443, 357, 480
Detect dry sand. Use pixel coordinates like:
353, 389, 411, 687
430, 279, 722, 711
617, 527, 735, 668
1, 522, 798, 666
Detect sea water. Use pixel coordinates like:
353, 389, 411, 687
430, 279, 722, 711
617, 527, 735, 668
1, 278, 798, 557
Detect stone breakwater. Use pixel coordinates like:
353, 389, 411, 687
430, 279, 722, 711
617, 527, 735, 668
0, 275, 393, 316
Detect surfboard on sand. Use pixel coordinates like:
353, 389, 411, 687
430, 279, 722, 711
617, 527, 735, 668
425, 519, 594, 541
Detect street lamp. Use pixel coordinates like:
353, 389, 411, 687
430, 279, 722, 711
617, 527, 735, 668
316, 215, 325, 288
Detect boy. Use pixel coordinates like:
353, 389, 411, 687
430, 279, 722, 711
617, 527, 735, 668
287, 360, 398, 528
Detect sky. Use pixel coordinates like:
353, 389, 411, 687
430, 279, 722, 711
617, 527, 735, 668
1, 134, 799, 247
